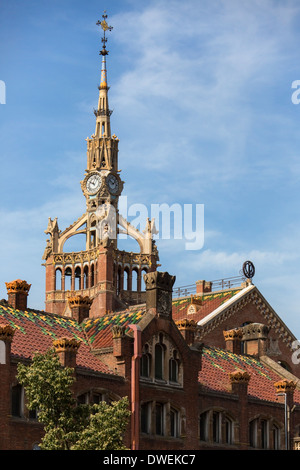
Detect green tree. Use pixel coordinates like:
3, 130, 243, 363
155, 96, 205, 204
17, 349, 130, 450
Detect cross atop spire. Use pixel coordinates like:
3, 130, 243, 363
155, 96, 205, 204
96, 11, 113, 56
94, 12, 113, 137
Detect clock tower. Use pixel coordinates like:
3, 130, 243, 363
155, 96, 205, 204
42, 13, 159, 319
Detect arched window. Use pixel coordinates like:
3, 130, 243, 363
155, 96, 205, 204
261, 419, 269, 449
74, 267, 81, 291
124, 268, 129, 291
212, 411, 221, 443
169, 350, 179, 382
272, 423, 281, 450
141, 268, 148, 291
141, 350, 151, 378
155, 344, 164, 380
200, 410, 235, 445
155, 403, 164, 436
90, 221, 97, 248
117, 266, 122, 294
0, 340, 5, 364
84, 265, 89, 289
141, 402, 151, 434
249, 419, 258, 448
132, 268, 138, 291
11, 384, 23, 417
199, 411, 209, 442
170, 407, 179, 437
55, 268, 62, 291
91, 264, 95, 287
65, 267, 72, 291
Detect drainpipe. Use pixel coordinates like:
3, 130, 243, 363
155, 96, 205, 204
129, 324, 142, 450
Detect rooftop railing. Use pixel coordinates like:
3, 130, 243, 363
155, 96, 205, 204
173, 275, 245, 298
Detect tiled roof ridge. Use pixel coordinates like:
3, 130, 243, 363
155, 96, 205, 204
200, 344, 300, 404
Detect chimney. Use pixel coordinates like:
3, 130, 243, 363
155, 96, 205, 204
223, 328, 243, 354
241, 323, 269, 357
176, 319, 197, 345
196, 280, 212, 295
68, 295, 92, 323
5, 279, 31, 310
143, 271, 176, 318
229, 369, 251, 395
53, 337, 81, 368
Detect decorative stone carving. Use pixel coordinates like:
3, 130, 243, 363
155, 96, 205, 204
53, 337, 81, 353
229, 370, 251, 384
144, 271, 176, 317
112, 325, 126, 339
68, 295, 92, 308
274, 379, 296, 394
176, 319, 197, 330
5, 279, 31, 294
0, 324, 15, 342
223, 329, 243, 341
242, 323, 269, 340
143, 271, 175, 292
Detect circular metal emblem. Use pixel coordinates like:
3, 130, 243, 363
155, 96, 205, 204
242, 260, 255, 279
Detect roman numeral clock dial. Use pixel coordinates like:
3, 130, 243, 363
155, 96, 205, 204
86, 173, 101, 195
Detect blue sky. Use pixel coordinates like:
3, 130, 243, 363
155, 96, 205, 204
1, 0, 300, 337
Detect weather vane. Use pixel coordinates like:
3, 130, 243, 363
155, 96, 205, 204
96, 11, 113, 56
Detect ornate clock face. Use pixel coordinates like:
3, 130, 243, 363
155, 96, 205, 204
106, 173, 119, 194
86, 174, 101, 195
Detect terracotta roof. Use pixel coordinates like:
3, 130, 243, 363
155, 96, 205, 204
0, 303, 114, 375
172, 288, 242, 323
200, 346, 300, 404
83, 307, 146, 349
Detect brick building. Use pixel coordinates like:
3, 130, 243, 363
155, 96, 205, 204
1, 15, 300, 450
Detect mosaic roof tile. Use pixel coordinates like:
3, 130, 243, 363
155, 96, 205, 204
0, 304, 114, 375
172, 289, 241, 323
200, 346, 300, 404
83, 308, 146, 349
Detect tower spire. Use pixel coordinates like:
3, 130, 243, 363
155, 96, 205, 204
95, 12, 113, 138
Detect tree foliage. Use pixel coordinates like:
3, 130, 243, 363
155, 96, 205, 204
17, 349, 130, 450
